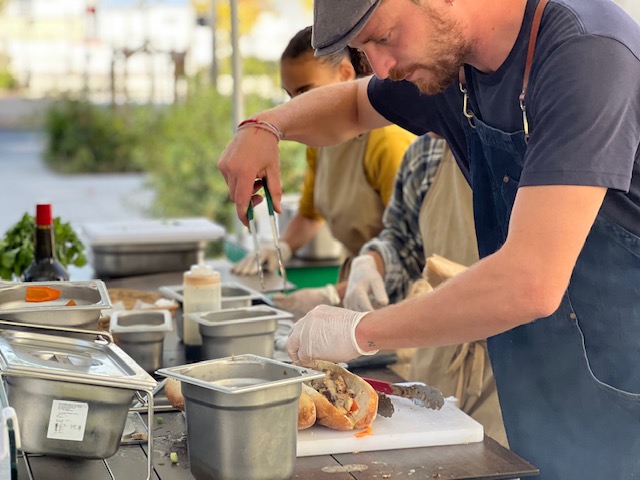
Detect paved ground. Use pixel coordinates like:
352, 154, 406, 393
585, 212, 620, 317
0, 128, 154, 278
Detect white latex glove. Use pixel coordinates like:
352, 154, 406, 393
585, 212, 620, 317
232, 241, 292, 275
286, 305, 379, 366
273, 284, 341, 319
343, 255, 389, 311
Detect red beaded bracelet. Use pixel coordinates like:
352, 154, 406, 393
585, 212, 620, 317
236, 118, 283, 141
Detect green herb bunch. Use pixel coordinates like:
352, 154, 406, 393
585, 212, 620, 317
0, 213, 87, 280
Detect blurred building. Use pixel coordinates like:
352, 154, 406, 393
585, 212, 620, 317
1, 0, 634, 105
0, 0, 311, 104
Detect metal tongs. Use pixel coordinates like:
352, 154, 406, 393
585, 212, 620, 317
362, 377, 445, 411
246, 179, 288, 291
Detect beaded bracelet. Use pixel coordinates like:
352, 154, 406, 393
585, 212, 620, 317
236, 118, 284, 141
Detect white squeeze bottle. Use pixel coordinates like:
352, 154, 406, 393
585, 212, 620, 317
182, 263, 221, 346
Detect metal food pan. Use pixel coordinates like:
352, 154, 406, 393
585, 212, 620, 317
91, 242, 203, 278
159, 281, 262, 309
0, 324, 156, 460
157, 355, 324, 480
0, 281, 111, 329
187, 306, 292, 360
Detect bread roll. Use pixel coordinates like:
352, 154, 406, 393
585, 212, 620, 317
426, 254, 468, 288
298, 384, 317, 430
165, 378, 318, 430
305, 360, 378, 431
165, 378, 185, 411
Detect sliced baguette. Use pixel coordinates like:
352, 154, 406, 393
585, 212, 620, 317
305, 360, 378, 431
298, 384, 317, 430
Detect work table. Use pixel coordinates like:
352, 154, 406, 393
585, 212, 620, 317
13, 262, 538, 479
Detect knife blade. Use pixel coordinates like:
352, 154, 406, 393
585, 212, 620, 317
362, 377, 445, 411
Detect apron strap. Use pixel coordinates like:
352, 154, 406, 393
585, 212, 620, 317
459, 0, 550, 138
520, 0, 550, 141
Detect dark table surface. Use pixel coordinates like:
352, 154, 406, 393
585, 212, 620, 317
15, 264, 539, 480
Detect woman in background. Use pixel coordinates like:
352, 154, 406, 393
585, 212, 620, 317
233, 26, 415, 316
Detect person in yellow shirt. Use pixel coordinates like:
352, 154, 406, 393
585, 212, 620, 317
233, 26, 415, 316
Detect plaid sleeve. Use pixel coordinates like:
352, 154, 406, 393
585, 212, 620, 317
361, 135, 445, 303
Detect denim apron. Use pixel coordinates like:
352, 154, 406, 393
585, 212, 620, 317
460, 1, 640, 477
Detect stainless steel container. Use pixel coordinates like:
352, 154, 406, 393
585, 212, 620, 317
0, 280, 111, 329
187, 306, 293, 360
159, 281, 262, 309
157, 355, 324, 480
161, 281, 265, 343
91, 242, 203, 278
0, 325, 156, 459
109, 310, 173, 373
81, 218, 226, 278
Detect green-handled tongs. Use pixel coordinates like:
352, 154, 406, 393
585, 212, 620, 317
246, 201, 265, 290
246, 179, 288, 291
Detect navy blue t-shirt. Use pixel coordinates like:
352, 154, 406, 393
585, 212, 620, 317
368, 0, 640, 236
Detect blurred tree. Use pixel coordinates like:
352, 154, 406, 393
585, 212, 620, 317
138, 82, 306, 231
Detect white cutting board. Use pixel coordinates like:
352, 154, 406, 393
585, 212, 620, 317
297, 395, 483, 457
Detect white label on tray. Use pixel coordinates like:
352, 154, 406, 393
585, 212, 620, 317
47, 400, 89, 441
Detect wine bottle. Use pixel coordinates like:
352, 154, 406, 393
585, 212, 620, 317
22, 204, 70, 282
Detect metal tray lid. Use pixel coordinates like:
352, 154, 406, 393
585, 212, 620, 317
0, 328, 156, 391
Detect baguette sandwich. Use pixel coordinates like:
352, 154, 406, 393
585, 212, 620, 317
304, 360, 378, 431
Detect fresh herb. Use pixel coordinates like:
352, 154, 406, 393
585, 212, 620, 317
0, 213, 87, 280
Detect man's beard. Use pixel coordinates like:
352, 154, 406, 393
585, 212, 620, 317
389, 8, 472, 95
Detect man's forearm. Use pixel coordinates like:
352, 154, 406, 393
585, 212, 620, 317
354, 249, 544, 351
259, 78, 388, 147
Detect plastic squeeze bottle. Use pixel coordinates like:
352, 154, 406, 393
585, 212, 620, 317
182, 263, 221, 346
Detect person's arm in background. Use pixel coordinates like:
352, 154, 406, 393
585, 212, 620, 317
344, 135, 445, 309
233, 147, 324, 275
218, 78, 392, 225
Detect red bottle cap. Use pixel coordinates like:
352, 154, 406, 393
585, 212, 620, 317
35, 204, 53, 226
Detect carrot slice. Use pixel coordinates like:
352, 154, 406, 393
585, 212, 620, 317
349, 399, 359, 413
354, 427, 373, 438
65, 299, 77, 306
25, 286, 62, 303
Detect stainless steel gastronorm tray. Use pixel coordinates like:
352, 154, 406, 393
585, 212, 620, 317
0, 280, 111, 328
159, 281, 263, 308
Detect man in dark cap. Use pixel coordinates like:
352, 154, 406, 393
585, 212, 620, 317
217, 1, 640, 478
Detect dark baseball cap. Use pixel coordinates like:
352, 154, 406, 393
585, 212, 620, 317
312, 0, 382, 56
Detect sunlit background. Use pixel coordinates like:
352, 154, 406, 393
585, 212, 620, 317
0, 0, 637, 279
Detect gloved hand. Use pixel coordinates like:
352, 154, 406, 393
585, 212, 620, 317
232, 241, 292, 275
286, 305, 379, 366
343, 255, 389, 311
273, 284, 341, 319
